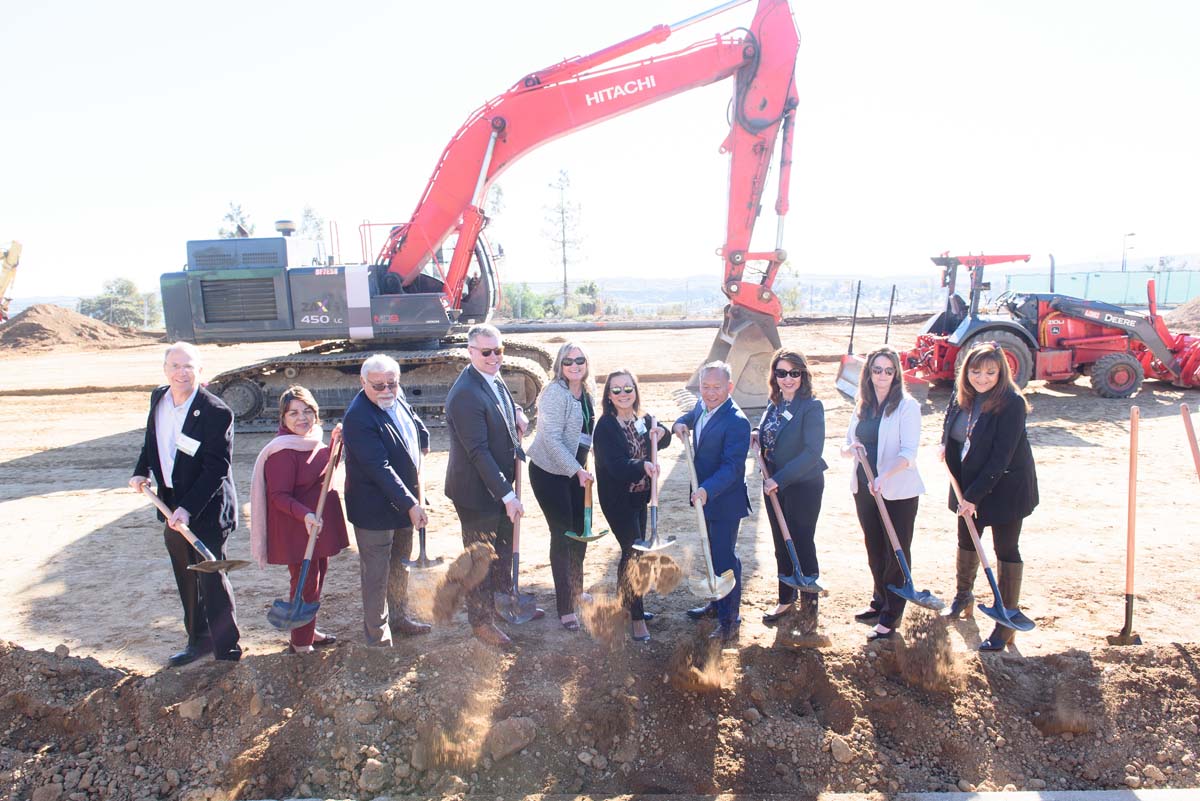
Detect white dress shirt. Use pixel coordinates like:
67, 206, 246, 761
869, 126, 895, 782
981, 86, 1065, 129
155, 386, 199, 488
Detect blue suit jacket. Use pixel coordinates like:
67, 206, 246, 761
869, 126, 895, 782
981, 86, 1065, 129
342, 389, 429, 530
676, 397, 752, 522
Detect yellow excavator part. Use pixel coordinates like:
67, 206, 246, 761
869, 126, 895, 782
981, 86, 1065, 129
687, 304, 782, 412
1, 241, 23, 322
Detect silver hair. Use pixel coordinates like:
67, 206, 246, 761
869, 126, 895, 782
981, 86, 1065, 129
467, 323, 502, 346
360, 353, 401, 379
163, 341, 202, 366
699, 360, 733, 383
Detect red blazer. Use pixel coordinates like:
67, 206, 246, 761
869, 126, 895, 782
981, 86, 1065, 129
264, 447, 350, 564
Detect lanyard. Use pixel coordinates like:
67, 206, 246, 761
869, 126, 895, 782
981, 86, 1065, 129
961, 404, 980, 459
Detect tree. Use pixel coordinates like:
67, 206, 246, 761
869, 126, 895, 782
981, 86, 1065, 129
218, 203, 255, 238
543, 170, 583, 316
80, 278, 161, 328
498, 282, 554, 320
299, 205, 325, 240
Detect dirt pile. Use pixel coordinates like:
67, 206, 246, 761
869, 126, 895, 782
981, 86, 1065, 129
1166, 294, 1200, 331
2, 635, 1200, 799
0, 304, 159, 352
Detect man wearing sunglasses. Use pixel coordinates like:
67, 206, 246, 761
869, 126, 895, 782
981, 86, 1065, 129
342, 354, 432, 646
445, 324, 537, 647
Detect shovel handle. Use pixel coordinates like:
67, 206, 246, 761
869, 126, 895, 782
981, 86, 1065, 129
1182, 403, 1200, 484
943, 465, 994, 573
648, 415, 659, 510
681, 434, 720, 583
140, 484, 218, 563
1125, 406, 1139, 596
511, 458, 524, 554
754, 452, 794, 544
852, 451, 905, 554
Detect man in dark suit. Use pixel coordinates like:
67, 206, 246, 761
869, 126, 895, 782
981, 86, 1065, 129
130, 342, 241, 666
444, 323, 536, 647
342, 354, 432, 646
674, 361, 753, 641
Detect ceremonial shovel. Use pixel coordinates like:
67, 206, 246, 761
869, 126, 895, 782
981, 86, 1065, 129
494, 459, 538, 624
267, 433, 343, 630
945, 466, 1034, 632
681, 435, 736, 602
402, 472, 444, 571
754, 451, 823, 594
852, 450, 943, 610
564, 453, 610, 543
1108, 405, 1142, 646
141, 485, 250, 573
633, 416, 675, 552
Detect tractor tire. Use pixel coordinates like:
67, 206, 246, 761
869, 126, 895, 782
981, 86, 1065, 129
1090, 352, 1144, 398
216, 377, 265, 422
955, 330, 1033, 388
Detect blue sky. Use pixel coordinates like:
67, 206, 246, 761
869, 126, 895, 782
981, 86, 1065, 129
3, 1, 1198, 298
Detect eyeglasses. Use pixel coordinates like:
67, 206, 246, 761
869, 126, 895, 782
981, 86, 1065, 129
773, 368, 804, 379
871, 367, 896, 376
609, 386, 635, 395
368, 381, 399, 392
561, 356, 587, 366
285, 409, 317, 419
469, 345, 504, 357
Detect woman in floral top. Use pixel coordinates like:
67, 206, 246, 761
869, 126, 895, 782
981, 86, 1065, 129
593, 369, 672, 642
752, 348, 828, 633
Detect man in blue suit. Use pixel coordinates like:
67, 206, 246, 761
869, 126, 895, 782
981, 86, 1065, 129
674, 361, 752, 641
343, 354, 432, 646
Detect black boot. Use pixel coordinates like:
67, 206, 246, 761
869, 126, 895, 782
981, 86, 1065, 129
980, 560, 1024, 651
941, 548, 979, 619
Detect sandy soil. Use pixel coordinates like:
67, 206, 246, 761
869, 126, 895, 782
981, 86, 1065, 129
1, 320, 1198, 800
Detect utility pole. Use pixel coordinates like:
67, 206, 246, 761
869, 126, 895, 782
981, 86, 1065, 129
559, 182, 568, 314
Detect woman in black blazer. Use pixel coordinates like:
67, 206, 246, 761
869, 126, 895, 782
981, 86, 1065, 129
752, 348, 828, 632
940, 341, 1039, 651
593, 369, 671, 642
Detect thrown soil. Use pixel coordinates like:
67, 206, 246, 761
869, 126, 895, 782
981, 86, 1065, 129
0, 304, 160, 353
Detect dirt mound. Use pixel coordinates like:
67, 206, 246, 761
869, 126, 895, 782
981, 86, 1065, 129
1166, 294, 1200, 331
2, 634, 1199, 799
0, 304, 159, 352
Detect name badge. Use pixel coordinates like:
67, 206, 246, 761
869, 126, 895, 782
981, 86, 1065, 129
176, 433, 201, 457
781, 410, 794, 421
634, 419, 647, 435
579, 433, 593, 449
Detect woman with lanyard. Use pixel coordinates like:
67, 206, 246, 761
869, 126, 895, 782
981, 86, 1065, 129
528, 342, 597, 631
939, 341, 1039, 651
752, 348, 827, 632
842, 345, 925, 641
250, 386, 349, 653
593, 368, 672, 642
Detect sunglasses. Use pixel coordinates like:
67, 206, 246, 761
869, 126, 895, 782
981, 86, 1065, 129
773, 368, 804, 379
561, 356, 587, 366
609, 385, 635, 395
871, 367, 896, 376
470, 345, 504, 357
369, 381, 399, 392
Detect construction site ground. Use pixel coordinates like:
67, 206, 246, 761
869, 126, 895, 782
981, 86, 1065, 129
1, 318, 1198, 801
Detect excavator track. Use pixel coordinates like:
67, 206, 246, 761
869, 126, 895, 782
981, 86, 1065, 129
208, 344, 547, 432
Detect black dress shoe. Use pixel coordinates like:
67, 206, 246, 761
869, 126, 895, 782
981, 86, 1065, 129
686, 603, 717, 620
762, 604, 794, 625
853, 607, 882, 624
312, 633, 337, 649
531, 608, 546, 621
167, 643, 210, 668
866, 625, 894, 641
641, 612, 655, 622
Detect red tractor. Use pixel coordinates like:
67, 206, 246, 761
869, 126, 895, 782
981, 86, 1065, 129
901, 253, 1200, 397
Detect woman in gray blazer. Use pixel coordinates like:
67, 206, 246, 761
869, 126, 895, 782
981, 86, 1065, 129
841, 345, 926, 641
528, 341, 596, 630
753, 348, 828, 632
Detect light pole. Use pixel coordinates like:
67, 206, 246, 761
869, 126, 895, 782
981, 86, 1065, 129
1121, 232, 1136, 272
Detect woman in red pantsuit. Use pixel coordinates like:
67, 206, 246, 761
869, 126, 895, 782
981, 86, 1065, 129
251, 386, 349, 653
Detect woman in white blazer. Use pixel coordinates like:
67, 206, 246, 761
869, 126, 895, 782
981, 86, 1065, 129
841, 345, 925, 641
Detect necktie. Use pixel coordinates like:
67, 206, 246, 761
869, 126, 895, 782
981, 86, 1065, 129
494, 378, 519, 444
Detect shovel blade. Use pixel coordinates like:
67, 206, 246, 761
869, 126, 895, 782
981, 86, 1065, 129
632, 534, 676, 552
563, 529, 609, 543
493, 589, 537, 625
187, 559, 251, 574
779, 571, 824, 594
689, 569, 736, 601
266, 598, 320, 631
888, 581, 946, 612
977, 601, 1036, 632
402, 555, 446, 571
1106, 631, 1142, 646
836, 354, 865, 399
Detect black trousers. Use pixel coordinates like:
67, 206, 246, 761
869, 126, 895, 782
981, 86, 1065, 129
529, 462, 587, 617
162, 522, 241, 660
852, 481, 919, 629
762, 474, 824, 605
607, 496, 649, 621
957, 516, 1024, 563
453, 501, 515, 626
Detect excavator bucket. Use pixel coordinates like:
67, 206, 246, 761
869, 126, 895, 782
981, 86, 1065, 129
689, 305, 781, 412
835, 354, 864, 398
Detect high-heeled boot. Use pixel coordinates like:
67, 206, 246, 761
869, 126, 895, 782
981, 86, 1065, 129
980, 560, 1025, 651
940, 547, 979, 618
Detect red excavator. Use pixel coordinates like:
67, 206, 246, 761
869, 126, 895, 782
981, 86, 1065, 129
161, 0, 800, 424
